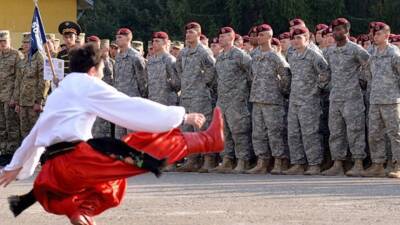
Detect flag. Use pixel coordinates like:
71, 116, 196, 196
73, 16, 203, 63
29, 4, 47, 61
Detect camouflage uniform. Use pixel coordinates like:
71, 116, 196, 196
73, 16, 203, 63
0, 47, 23, 155
250, 49, 290, 160
324, 41, 369, 161
287, 46, 330, 165
114, 47, 147, 139
147, 52, 180, 105
215, 46, 252, 160
368, 44, 400, 163
92, 57, 115, 138
13, 52, 50, 139
176, 43, 215, 166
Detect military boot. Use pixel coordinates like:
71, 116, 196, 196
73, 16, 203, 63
321, 160, 344, 176
198, 155, 217, 173
388, 163, 400, 178
304, 165, 321, 175
345, 159, 364, 177
175, 156, 201, 172
361, 163, 385, 177
210, 157, 235, 173
271, 158, 289, 175
233, 159, 252, 174
283, 164, 305, 175
246, 158, 269, 174
385, 160, 394, 175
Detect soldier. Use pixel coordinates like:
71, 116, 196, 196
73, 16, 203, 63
147, 40, 154, 59
278, 32, 291, 57
146, 31, 179, 106
390, 34, 400, 49
361, 22, 400, 178
271, 37, 282, 53
322, 18, 370, 176
284, 27, 330, 175
92, 39, 115, 138
170, 41, 184, 58
211, 27, 253, 173
109, 41, 119, 60
0, 30, 23, 167
114, 28, 147, 139
315, 24, 329, 47
247, 24, 290, 174
234, 34, 244, 49
321, 27, 335, 49
13, 33, 50, 140
132, 40, 144, 56
288, 18, 322, 54
358, 34, 372, 50
45, 33, 57, 57
242, 35, 253, 54
175, 22, 217, 172
57, 21, 81, 76
210, 37, 222, 57
248, 26, 259, 56
87, 35, 101, 49
200, 34, 209, 47
75, 32, 85, 47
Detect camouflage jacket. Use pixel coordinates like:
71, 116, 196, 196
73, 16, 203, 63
147, 52, 180, 105
0, 48, 23, 102
288, 46, 330, 105
176, 43, 216, 99
114, 47, 147, 97
250, 49, 290, 105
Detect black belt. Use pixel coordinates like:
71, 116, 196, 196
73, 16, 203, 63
40, 141, 82, 165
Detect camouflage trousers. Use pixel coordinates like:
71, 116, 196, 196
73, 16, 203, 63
328, 99, 366, 161
288, 102, 323, 165
19, 106, 39, 139
92, 117, 113, 138
180, 97, 213, 160
218, 99, 252, 160
0, 102, 20, 155
251, 103, 287, 159
368, 104, 400, 163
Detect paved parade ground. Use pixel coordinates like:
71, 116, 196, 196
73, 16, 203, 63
1, 173, 400, 225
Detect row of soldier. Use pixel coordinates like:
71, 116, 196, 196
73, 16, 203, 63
0, 17, 400, 179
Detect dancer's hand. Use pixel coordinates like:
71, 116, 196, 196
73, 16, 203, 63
0, 168, 21, 187
184, 113, 206, 129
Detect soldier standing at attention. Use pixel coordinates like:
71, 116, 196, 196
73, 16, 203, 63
322, 18, 370, 177
13, 33, 50, 140
211, 27, 253, 174
362, 22, 400, 178
175, 22, 217, 172
284, 27, 330, 175
114, 28, 147, 139
247, 24, 291, 175
0, 30, 23, 167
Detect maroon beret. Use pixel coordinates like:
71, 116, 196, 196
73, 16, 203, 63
290, 27, 309, 39
278, 32, 291, 40
315, 24, 329, 32
289, 18, 305, 27
331, 18, 350, 30
87, 35, 100, 42
185, 22, 201, 31
152, 31, 169, 40
321, 27, 332, 37
219, 27, 235, 36
117, 28, 132, 35
349, 36, 357, 42
357, 34, 369, 44
390, 35, 400, 43
271, 38, 281, 46
243, 35, 250, 43
373, 22, 390, 35
369, 22, 377, 30
257, 24, 272, 33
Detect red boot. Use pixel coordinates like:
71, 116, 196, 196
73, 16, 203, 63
183, 107, 225, 154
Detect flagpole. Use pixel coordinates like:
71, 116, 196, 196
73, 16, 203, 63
34, 0, 59, 87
